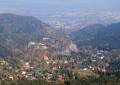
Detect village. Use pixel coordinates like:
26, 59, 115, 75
0, 40, 111, 84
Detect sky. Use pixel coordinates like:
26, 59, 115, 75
0, 0, 119, 17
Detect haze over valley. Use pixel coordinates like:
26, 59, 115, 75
0, 0, 120, 85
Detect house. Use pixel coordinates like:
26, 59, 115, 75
8, 75, 14, 80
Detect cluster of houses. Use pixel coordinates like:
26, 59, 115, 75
0, 41, 110, 83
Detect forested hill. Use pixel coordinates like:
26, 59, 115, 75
0, 13, 76, 58
0, 13, 53, 46
70, 23, 120, 50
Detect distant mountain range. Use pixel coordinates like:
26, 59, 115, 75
70, 23, 120, 50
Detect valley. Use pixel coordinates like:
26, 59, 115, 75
0, 13, 120, 85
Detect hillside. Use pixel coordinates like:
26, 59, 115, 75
70, 23, 120, 50
0, 13, 54, 47
0, 13, 78, 59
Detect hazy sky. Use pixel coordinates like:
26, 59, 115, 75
0, 0, 119, 16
